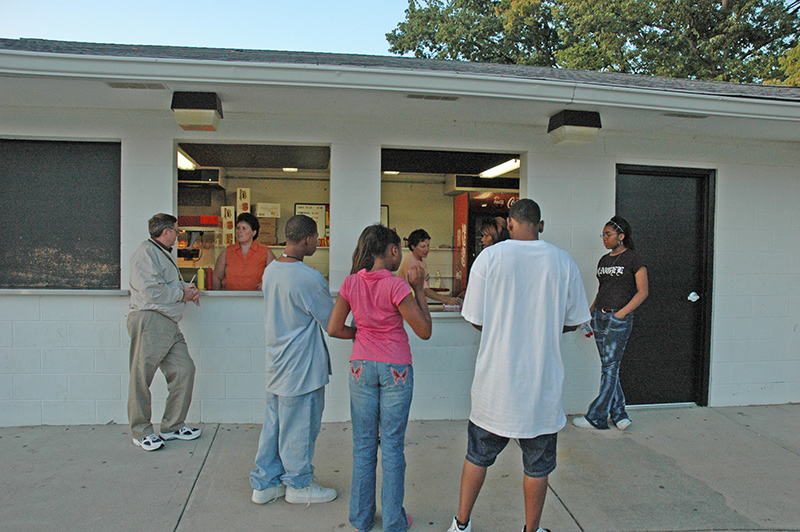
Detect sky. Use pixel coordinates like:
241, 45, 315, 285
0, 0, 412, 56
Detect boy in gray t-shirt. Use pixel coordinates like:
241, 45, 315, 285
249, 215, 337, 506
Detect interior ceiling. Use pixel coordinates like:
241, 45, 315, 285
179, 143, 521, 176
180, 143, 331, 170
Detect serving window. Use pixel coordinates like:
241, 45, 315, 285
176, 144, 331, 285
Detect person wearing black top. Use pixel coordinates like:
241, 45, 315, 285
573, 216, 649, 431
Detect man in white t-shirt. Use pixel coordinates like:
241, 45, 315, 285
448, 199, 591, 532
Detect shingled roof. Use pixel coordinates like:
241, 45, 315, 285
2, 37, 800, 103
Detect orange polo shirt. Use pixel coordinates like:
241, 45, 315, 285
222, 241, 271, 291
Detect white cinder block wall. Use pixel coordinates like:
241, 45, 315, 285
2, 102, 800, 427
0, 293, 478, 426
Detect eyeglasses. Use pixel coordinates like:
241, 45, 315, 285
600, 231, 618, 238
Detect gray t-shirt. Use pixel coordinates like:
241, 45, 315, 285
262, 260, 334, 396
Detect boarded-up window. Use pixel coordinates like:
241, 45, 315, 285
0, 139, 121, 289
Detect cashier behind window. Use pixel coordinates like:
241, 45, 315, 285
213, 212, 277, 290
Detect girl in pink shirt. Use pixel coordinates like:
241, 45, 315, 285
328, 224, 431, 532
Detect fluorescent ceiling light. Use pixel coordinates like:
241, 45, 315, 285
282, 167, 298, 173
479, 158, 520, 178
177, 151, 196, 170
383, 171, 400, 175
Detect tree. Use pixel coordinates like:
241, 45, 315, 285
386, 0, 561, 66
775, 43, 800, 84
552, 0, 799, 82
770, 1, 800, 85
387, 0, 800, 83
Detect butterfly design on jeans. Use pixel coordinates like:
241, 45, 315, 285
391, 368, 408, 385
351, 364, 363, 382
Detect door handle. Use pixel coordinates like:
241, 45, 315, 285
687, 292, 700, 302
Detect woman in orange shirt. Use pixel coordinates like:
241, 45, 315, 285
213, 213, 277, 290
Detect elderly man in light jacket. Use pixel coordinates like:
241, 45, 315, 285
127, 213, 201, 451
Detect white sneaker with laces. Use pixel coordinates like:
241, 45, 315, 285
132, 433, 165, 451
285, 480, 337, 504
252, 485, 286, 504
447, 517, 471, 532
615, 418, 632, 431
160, 425, 202, 441
571, 416, 598, 429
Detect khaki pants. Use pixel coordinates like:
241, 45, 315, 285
127, 310, 195, 439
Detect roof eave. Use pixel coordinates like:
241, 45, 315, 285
2, 47, 800, 123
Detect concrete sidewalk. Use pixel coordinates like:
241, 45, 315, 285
1, 404, 798, 532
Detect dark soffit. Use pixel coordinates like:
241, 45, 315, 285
180, 143, 520, 176
179, 143, 331, 170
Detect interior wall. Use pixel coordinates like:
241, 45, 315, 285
381, 181, 454, 248
224, 177, 330, 240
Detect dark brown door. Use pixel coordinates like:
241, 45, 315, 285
615, 165, 714, 405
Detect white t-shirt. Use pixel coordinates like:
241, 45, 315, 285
461, 239, 591, 438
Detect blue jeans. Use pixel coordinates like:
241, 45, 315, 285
250, 387, 325, 491
349, 360, 413, 532
585, 310, 633, 429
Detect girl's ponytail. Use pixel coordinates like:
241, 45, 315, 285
351, 224, 401, 274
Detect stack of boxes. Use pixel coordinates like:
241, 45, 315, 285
255, 202, 280, 246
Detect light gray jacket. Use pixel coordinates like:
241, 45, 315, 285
129, 239, 186, 322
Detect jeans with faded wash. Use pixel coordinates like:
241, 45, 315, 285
249, 386, 325, 490
349, 360, 413, 532
585, 309, 633, 429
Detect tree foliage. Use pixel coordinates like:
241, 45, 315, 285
386, 0, 560, 66
770, 1, 800, 84
386, 0, 800, 83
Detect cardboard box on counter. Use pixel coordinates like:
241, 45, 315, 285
255, 203, 280, 218
256, 217, 278, 246
257, 234, 278, 246
257, 217, 277, 230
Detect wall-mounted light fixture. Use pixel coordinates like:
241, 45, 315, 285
547, 110, 602, 145
171, 92, 223, 131
479, 158, 520, 178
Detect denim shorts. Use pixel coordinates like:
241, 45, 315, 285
466, 421, 557, 478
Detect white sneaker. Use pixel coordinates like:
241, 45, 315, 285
447, 517, 471, 532
132, 433, 165, 451
571, 416, 598, 429
285, 480, 337, 504
160, 425, 202, 441
615, 418, 632, 431
252, 485, 286, 504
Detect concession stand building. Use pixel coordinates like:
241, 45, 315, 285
1, 38, 799, 427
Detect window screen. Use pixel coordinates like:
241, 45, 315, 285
0, 139, 121, 289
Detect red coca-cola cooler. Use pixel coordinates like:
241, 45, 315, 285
452, 192, 519, 295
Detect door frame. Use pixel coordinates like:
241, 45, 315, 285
616, 164, 715, 406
